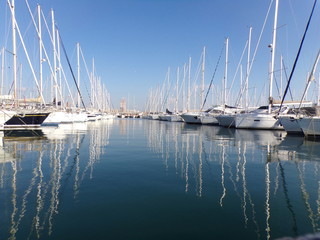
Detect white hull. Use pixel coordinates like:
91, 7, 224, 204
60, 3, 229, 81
278, 115, 302, 134
42, 111, 68, 125
43, 111, 88, 125
87, 113, 102, 121
297, 117, 320, 137
72, 112, 88, 122
180, 112, 202, 124
235, 113, 283, 130
151, 114, 160, 120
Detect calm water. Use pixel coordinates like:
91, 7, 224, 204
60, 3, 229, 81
1, 119, 320, 239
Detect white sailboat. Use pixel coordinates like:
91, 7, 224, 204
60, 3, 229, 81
181, 46, 221, 125
235, 0, 283, 130
216, 33, 251, 128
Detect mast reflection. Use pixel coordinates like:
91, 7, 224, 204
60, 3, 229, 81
0, 120, 112, 239
145, 120, 320, 239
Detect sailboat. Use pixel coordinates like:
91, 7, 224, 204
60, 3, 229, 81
3, 0, 50, 129
235, 0, 283, 130
159, 67, 183, 122
181, 46, 223, 125
216, 34, 250, 128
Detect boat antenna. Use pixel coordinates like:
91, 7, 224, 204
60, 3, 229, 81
278, 0, 317, 113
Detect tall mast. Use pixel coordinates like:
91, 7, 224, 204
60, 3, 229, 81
223, 38, 229, 109
187, 57, 191, 111
175, 67, 179, 112
56, 30, 63, 109
91, 58, 95, 109
280, 55, 283, 99
268, 0, 279, 114
246, 27, 252, 110
11, 0, 17, 105
318, 73, 320, 106
200, 46, 205, 109
166, 67, 170, 111
38, 5, 43, 96
1, 47, 4, 96
51, 9, 58, 107
182, 63, 186, 112
77, 43, 80, 108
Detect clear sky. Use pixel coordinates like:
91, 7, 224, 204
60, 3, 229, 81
1, 0, 320, 111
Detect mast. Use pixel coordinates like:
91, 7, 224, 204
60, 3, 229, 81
1, 47, 4, 96
91, 58, 95, 109
318, 73, 320, 106
51, 9, 58, 107
240, 65, 243, 107
38, 5, 43, 96
223, 38, 229, 109
175, 67, 179, 113
77, 43, 80, 108
187, 57, 191, 111
56, 30, 63, 109
11, 0, 17, 106
280, 55, 283, 99
246, 27, 252, 110
268, 0, 279, 114
182, 63, 186, 112
200, 46, 205, 109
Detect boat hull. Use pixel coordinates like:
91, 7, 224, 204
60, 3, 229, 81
298, 117, 320, 137
235, 113, 283, 130
5, 112, 50, 128
180, 113, 202, 124
278, 115, 303, 134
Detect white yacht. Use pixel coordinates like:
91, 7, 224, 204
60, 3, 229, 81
235, 106, 283, 130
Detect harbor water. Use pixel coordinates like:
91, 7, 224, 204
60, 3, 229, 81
1, 119, 320, 239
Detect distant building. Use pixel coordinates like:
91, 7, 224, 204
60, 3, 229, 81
120, 98, 126, 112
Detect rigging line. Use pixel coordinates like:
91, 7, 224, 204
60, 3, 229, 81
234, 0, 274, 110
281, 59, 294, 101
278, 0, 317, 113
233, 41, 249, 107
79, 48, 93, 107
227, 40, 248, 102
298, 49, 320, 110
273, 72, 281, 99
274, 66, 294, 102
200, 44, 224, 111
56, 26, 87, 111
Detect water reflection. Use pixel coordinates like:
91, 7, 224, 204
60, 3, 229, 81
144, 121, 320, 239
0, 120, 113, 239
2, 119, 320, 239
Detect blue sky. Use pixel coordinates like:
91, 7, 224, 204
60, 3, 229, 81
1, 0, 320, 111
